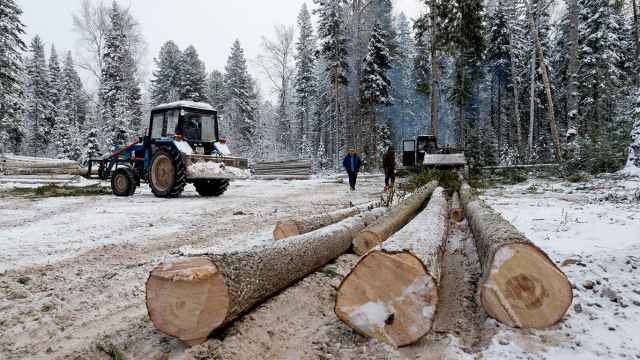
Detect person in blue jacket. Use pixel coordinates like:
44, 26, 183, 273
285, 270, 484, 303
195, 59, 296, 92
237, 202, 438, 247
343, 148, 362, 191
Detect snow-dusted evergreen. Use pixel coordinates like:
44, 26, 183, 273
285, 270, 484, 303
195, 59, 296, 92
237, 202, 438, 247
151, 41, 182, 105
224, 40, 258, 154
625, 88, 640, 174
294, 3, 318, 156
99, 2, 142, 148
54, 52, 88, 160
207, 70, 226, 112
0, 0, 27, 153
179, 45, 208, 102
25, 36, 51, 156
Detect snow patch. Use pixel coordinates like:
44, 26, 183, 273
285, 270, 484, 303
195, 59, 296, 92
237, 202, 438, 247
348, 302, 393, 333
492, 247, 514, 269
621, 165, 640, 177
174, 140, 193, 155
186, 161, 250, 179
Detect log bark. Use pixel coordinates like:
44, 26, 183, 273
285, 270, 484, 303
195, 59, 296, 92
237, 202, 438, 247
273, 201, 382, 240
460, 183, 572, 329
146, 209, 387, 346
352, 181, 438, 255
335, 187, 449, 347
450, 191, 463, 223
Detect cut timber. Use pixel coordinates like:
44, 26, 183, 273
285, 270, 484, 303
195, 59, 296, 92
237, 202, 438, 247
450, 192, 463, 222
146, 209, 387, 346
335, 187, 449, 347
460, 183, 572, 329
352, 181, 438, 255
273, 201, 382, 240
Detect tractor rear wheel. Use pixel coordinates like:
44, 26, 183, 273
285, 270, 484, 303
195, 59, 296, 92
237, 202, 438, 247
111, 167, 137, 196
149, 147, 186, 198
193, 179, 230, 197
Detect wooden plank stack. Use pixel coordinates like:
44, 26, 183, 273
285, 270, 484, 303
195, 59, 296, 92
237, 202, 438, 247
252, 160, 313, 177
0, 154, 82, 176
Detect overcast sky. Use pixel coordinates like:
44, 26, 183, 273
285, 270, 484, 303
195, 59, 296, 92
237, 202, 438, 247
17, 0, 424, 98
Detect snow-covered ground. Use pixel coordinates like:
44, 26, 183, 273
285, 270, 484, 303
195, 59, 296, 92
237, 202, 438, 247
480, 175, 640, 359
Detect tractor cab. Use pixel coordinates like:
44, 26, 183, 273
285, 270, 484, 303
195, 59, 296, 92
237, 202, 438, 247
149, 101, 225, 156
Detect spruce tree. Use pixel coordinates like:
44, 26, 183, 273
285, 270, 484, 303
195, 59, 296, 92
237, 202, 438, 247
361, 22, 393, 167
294, 3, 318, 152
99, 1, 143, 148
54, 51, 87, 160
0, 0, 27, 153
224, 40, 257, 148
25, 36, 51, 155
179, 45, 208, 102
390, 13, 418, 146
151, 41, 182, 105
207, 70, 226, 111
626, 87, 640, 172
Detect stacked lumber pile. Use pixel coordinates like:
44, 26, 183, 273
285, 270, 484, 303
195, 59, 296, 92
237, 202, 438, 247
252, 160, 312, 179
0, 154, 81, 176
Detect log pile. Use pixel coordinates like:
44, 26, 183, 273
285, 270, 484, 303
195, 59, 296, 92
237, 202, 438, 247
459, 183, 572, 329
335, 187, 449, 347
0, 154, 81, 176
273, 201, 382, 240
146, 208, 387, 346
352, 181, 438, 255
252, 160, 313, 176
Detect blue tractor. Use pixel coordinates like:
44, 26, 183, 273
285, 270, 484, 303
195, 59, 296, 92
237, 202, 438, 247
87, 101, 249, 198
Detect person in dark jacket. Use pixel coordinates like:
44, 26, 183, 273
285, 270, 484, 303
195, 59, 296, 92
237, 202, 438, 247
343, 148, 362, 191
383, 145, 396, 192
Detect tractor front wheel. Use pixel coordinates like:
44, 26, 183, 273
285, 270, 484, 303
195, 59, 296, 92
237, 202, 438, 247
193, 179, 230, 197
111, 167, 137, 196
149, 147, 186, 198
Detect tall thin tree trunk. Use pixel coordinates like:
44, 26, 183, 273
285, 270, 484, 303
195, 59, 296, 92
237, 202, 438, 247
430, 0, 439, 145
506, 23, 522, 151
498, 81, 502, 160
529, 45, 535, 160
567, 0, 579, 132
457, 59, 466, 149
523, 0, 562, 162
633, 0, 640, 85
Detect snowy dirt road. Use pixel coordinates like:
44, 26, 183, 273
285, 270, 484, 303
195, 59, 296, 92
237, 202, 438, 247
1, 174, 639, 360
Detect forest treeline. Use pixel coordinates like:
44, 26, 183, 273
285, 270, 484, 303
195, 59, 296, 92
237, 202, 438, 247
1, 0, 639, 174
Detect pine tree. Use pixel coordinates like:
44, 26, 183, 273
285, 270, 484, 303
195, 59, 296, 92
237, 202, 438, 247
99, 1, 143, 148
224, 40, 257, 150
25, 35, 51, 155
390, 13, 418, 147
0, 0, 27, 153
361, 22, 393, 167
295, 3, 318, 153
151, 41, 182, 105
314, 0, 349, 160
626, 87, 640, 173
207, 70, 226, 111
179, 45, 208, 102
54, 51, 88, 160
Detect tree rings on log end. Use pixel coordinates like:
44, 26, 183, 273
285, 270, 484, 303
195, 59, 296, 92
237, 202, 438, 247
450, 208, 464, 223
146, 257, 229, 346
273, 221, 300, 240
335, 251, 438, 347
481, 244, 573, 329
352, 231, 383, 256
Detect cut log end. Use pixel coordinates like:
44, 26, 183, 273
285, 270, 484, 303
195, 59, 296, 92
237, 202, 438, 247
273, 221, 300, 240
335, 251, 438, 348
450, 208, 464, 223
352, 231, 383, 256
481, 244, 573, 329
146, 257, 230, 346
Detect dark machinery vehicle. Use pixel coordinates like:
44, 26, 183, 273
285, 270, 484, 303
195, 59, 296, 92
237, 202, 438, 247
86, 101, 249, 198
402, 134, 467, 173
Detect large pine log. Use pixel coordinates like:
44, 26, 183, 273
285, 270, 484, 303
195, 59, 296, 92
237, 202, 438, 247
352, 181, 438, 255
335, 187, 449, 347
273, 201, 382, 240
146, 209, 387, 346
460, 183, 572, 329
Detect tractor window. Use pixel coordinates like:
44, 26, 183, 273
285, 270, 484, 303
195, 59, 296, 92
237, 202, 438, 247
165, 110, 179, 136
180, 111, 216, 141
151, 113, 164, 138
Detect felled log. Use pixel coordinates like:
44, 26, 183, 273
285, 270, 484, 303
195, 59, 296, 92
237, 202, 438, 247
146, 209, 387, 346
273, 201, 382, 240
450, 191, 464, 222
459, 183, 572, 329
352, 181, 438, 255
335, 187, 449, 347
250, 175, 312, 181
